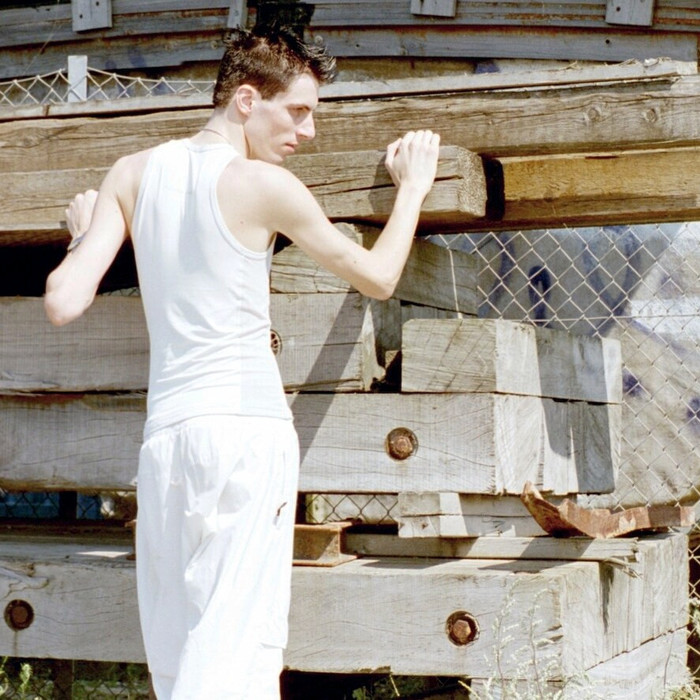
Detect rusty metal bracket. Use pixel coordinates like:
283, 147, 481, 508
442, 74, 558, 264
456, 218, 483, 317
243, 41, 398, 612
293, 522, 357, 567
521, 481, 695, 539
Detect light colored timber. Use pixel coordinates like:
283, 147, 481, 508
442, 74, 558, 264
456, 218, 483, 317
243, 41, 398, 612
1, 76, 699, 174
0, 533, 687, 677
397, 513, 548, 538
493, 147, 700, 231
2, 59, 694, 122
0, 146, 485, 235
0, 293, 391, 393
5, 148, 700, 238
344, 533, 642, 564
401, 318, 622, 402
396, 492, 551, 538
271, 223, 478, 314
468, 628, 688, 699
0, 393, 619, 494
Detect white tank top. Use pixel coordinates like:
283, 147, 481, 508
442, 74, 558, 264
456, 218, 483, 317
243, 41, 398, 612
131, 139, 292, 436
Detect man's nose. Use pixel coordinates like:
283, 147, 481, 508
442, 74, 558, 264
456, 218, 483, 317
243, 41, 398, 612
298, 114, 315, 141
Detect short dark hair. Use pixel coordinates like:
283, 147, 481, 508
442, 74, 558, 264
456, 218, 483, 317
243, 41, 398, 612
213, 25, 336, 108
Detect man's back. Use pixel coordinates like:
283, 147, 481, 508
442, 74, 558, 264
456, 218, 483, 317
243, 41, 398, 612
132, 138, 291, 436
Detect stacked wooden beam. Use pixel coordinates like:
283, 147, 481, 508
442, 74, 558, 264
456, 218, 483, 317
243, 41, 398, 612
0, 0, 697, 78
0, 67, 693, 695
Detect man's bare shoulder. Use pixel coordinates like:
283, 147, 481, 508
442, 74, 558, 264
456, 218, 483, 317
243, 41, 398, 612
227, 156, 299, 189
111, 147, 154, 183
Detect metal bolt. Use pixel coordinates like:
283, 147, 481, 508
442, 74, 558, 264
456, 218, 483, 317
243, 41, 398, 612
4, 600, 34, 631
270, 330, 282, 356
446, 611, 479, 646
385, 427, 418, 460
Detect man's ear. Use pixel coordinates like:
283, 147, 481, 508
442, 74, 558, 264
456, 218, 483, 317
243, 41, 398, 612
233, 84, 258, 118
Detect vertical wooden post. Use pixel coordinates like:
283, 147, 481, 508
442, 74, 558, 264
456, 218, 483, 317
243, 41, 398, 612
71, 0, 113, 32
605, 0, 655, 26
67, 55, 88, 103
227, 0, 247, 29
410, 0, 457, 18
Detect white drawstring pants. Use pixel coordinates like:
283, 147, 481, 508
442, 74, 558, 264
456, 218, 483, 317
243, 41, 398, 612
135, 415, 299, 699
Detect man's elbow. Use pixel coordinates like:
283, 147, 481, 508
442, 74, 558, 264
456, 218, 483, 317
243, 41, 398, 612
44, 277, 89, 326
44, 293, 78, 326
361, 274, 397, 301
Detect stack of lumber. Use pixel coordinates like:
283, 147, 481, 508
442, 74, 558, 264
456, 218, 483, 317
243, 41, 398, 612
0, 0, 698, 78
0, 64, 693, 696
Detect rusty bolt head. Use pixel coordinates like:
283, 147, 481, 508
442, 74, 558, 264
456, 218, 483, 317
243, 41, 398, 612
446, 611, 479, 646
270, 330, 282, 356
4, 600, 34, 631
385, 427, 418, 460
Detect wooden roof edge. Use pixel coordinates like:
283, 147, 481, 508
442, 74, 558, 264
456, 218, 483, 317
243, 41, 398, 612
0, 58, 696, 123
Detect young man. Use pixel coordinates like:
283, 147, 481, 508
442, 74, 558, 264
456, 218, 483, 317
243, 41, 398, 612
45, 25, 439, 699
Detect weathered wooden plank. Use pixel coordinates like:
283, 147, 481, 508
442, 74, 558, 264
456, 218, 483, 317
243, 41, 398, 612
468, 628, 689, 699
0, 29, 226, 80
397, 512, 548, 538
396, 492, 549, 537
285, 145, 486, 222
0, 532, 687, 677
2, 59, 694, 122
401, 318, 622, 402
307, 26, 697, 63
345, 532, 642, 564
0, 293, 390, 393
304, 0, 700, 33
6, 145, 700, 236
1, 76, 699, 171
271, 224, 478, 314
0, 146, 486, 232
0, 393, 619, 494
492, 147, 700, 231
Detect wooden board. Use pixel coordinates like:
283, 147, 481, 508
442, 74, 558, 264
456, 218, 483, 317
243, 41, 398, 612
468, 627, 688, 699
402, 318, 622, 402
396, 492, 549, 538
302, 1, 700, 33
1, 76, 698, 175
0, 146, 486, 234
271, 223, 478, 314
345, 533, 642, 565
493, 147, 700, 231
0, 293, 390, 393
0, 393, 619, 494
2, 59, 694, 122
0, 532, 687, 677
306, 26, 697, 63
6, 146, 700, 236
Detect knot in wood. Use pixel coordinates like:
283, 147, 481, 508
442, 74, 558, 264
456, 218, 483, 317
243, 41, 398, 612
446, 611, 479, 646
385, 427, 418, 460
4, 599, 34, 631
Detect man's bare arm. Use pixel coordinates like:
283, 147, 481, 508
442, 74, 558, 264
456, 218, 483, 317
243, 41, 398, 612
265, 130, 440, 299
44, 158, 132, 326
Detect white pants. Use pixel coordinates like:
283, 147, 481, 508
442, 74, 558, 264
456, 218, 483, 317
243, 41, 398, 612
135, 415, 299, 699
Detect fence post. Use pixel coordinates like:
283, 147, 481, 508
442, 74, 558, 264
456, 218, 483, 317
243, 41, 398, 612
67, 55, 88, 103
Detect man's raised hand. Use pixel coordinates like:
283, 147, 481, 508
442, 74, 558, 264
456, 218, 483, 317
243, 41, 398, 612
384, 130, 440, 196
65, 189, 98, 241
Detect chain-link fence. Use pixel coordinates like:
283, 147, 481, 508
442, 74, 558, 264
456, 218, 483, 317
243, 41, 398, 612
0, 65, 212, 111
1, 66, 699, 697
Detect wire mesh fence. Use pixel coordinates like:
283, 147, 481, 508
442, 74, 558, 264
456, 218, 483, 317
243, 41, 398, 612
0, 66, 213, 109
1, 66, 699, 696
